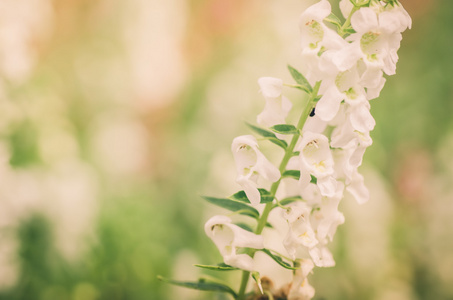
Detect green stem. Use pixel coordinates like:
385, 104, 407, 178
236, 81, 321, 300
339, 5, 359, 37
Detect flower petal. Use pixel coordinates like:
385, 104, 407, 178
316, 86, 343, 121
349, 104, 375, 132
258, 77, 283, 98
351, 7, 378, 33
317, 176, 337, 197
346, 172, 369, 204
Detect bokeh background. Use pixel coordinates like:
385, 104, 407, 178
0, 0, 452, 299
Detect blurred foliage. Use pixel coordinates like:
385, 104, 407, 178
0, 0, 452, 300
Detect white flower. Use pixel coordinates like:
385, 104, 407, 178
358, 63, 387, 100
346, 100, 376, 133
287, 259, 315, 300
347, 7, 407, 75
332, 147, 355, 182
232, 135, 280, 205
304, 183, 345, 242
369, 1, 412, 32
365, 73, 386, 100
300, 0, 337, 51
331, 149, 369, 204
384, 2, 412, 32
331, 148, 370, 205
257, 77, 292, 131
283, 204, 318, 260
308, 245, 335, 267
299, 0, 346, 84
204, 215, 264, 271
346, 170, 369, 204
339, 0, 353, 19
331, 119, 373, 169
297, 132, 336, 197
316, 66, 369, 123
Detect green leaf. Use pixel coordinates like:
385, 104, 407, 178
246, 123, 288, 149
270, 124, 300, 135
202, 196, 259, 218
265, 137, 289, 150
324, 13, 342, 29
292, 151, 300, 157
343, 27, 356, 34
281, 171, 316, 183
287, 65, 312, 93
246, 122, 277, 138
310, 175, 317, 184
279, 196, 303, 206
230, 189, 274, 204
194, 263, 239, 271
158, 276, 237, 297
282, 170, 300, 180
252, 272, 264, 294
235, 222, 253, 232
260, 249, 297, 270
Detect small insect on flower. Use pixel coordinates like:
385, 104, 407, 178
309, 107, 316, 117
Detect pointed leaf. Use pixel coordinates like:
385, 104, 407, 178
270, 124, 300, 135
287, 65, 312, 93
324, 12, 342, 29
194, 264, 240, 271
203, 196, 259, 218
279, 196, 303, 206
246, 123, 288, 149
246, 122, 277, 138
282, 170, 300, 180
281, 171, 315, 183
230, 188, 274, 204
158, 276, 237, 297
235, 222, 253, 232
260, 249, 297, 270
343, 27, 356, 34
292, 151, 300, 157
252, 272, 264, 294
310, 175, 317, 184
266, 137, 288, 150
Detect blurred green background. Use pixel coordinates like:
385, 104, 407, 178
0, 0, 452, 299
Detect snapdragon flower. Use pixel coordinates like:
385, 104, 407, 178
283, 203, 318, 260
331, 119, 373, 169
181, 1, 411, 299
232, 135, 280, 205
303, 182, 345, 242
346, 6, 409, 75
204, 215, 264, 271
287, 259, 315, 300
297, 131, 336, 197
299, 0, 346, 84
332, 148, 370, 204
308, 244, 335, 267
316, 65, 374, 130
346, 171, 369, 204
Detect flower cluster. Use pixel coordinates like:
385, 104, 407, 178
165, 1, 411, 299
